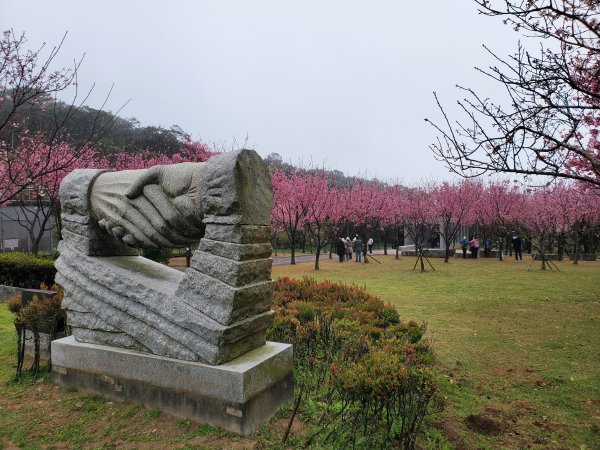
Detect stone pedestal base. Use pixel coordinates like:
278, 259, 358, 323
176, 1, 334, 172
52, 336, 293, 435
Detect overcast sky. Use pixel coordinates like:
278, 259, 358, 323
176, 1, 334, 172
1, 1, 518, 183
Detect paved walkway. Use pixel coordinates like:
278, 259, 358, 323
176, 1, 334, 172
169, 249, 390, 268
271, 249, 389, 266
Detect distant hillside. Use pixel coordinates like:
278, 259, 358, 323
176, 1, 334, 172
0, 93, 193, 155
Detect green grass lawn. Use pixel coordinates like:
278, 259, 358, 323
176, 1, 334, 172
273, 254, 600, 448
0, 255, 598, 449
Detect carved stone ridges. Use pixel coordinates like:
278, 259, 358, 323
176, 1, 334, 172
56, 149, 275, 365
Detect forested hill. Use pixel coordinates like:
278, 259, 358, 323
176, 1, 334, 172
0, 93, 192, 155
1, 93, 384, 188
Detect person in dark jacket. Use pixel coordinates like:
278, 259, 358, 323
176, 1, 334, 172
336, 238, 346, 263
459, 236, 469, 259
353, 236, 363, 262
483, 238, 492, 257
512, 231, 523, 261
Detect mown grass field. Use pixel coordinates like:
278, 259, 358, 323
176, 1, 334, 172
273, 254, 600, 448
0, 254, 598, 449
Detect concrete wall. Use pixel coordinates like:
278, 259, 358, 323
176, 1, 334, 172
0, 285, 55, 303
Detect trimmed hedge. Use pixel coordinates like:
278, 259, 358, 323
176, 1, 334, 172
0, 253, 56, 288
269, 277, 441, 449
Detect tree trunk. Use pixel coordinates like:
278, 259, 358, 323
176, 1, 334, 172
314, 246, 321, 270
54, 200, 63, 241
574, 232, 580, 265
31, 233, 44, 257
14, 323, 25, 380
444, 243, 451, 263
540, 238, 547, 271
31, 328, 41, 378
557, 232, 564, 261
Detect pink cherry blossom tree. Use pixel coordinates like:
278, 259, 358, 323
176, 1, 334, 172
347, 181, 387, 263
427, 0, 600, 188
402, 184, 438, 272
1, 30, 123, 204
271, 171, 311, 265
432, 180, 480, 262
302, 174, 339, 270
0, 136, 101, 254
568, 185, 600, 263
478, 181, 526, 260
522, 188, 560, 270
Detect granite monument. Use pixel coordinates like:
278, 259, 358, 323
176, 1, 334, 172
51, 149, 293, 435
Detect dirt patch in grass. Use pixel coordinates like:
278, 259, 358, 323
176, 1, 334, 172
435, 418, 470, 449
275, 416, 307, 439
489, 366, 547, 387
465, 413, 505, 436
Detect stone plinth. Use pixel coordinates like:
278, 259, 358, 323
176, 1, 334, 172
52, 336, 293, 436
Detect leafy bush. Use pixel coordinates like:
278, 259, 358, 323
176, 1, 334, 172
0, 252, 56, 288
269, 277, 442, 449
7, 283, 65, 380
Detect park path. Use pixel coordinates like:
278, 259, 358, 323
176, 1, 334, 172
169, 249, 389, 269
271, 248, 388, 266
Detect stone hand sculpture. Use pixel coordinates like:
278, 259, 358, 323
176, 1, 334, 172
56, 150, 275, 365
90, 162, 205, 248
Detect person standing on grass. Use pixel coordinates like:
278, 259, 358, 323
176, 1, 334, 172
512, 231, 523, 261
469, 235, 480, 259
367, 237, 374, 254
345, 237, 353, 261
354, 235, 363, 262
460, 236, 469, 259
483, 237, 492, 258
336, 237, 346, 263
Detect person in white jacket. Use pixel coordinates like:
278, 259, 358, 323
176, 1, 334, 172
367, 238, 374, 254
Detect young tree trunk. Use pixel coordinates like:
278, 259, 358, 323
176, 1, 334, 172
31, 329, 41, 378
14, 323, 25, 380
314, 246, 321, 270
54, 201, 63, 241
540, 238, 547, 271
31, 233, 44, 257
574, 232, 580, 265
444, 242, 451, 263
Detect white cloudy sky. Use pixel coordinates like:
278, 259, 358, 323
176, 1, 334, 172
1, 0, 518, 183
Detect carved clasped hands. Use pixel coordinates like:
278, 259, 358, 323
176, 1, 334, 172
90, 162, 205, 248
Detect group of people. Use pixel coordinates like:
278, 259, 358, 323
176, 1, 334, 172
459, 235, 488, 259
459, 232, 523, 260
335, 235, 374, 263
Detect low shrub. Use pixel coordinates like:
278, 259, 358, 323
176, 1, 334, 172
142, 247, 173, 264
7, 283, 65, 380
269, 277, 442, 449
0, 252, 56, 288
